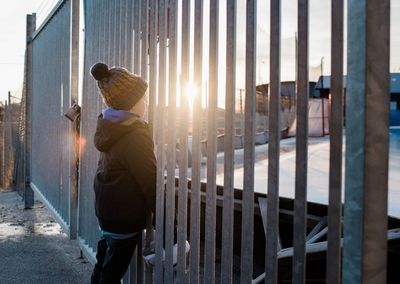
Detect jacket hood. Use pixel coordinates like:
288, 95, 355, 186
94, 114, 146, 152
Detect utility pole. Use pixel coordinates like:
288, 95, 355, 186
321, 56, 324, 89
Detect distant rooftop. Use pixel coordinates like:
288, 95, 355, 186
315, 73, 400, 93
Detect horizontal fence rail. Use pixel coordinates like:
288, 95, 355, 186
16, 0, 395, 283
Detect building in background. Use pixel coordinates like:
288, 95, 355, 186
315, 73, 400, 125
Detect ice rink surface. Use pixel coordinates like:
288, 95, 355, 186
215, 127, 400, 218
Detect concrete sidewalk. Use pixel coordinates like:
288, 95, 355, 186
0, 189, 93, 284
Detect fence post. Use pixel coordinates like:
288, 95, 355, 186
240, 0, 257, 282
327, 0, 344, 283
293, 0, 309, 282
220, 1, 236, 283
343, 0, 390, 283
24, 13, 36, 208
204, 0, 219, 282
266, 0, 281, 282
1, 102, 4, 187
189, 0, 204, 282
3, 101, 8, 188
154, 0, 168, 282
68, 0, 80, 240
7, 98, 11, 188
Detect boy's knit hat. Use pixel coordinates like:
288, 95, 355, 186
90, 62, 148, 110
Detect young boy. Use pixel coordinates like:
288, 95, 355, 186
89, 62, 156, 283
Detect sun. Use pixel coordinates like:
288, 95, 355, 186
184, 82, 197, 107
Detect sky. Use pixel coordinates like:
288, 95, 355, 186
0, 0, 59, 103
0, 0, 399, 103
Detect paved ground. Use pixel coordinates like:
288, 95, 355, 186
0, 189, 93, 284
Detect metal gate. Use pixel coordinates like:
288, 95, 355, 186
19, 0, 393, 283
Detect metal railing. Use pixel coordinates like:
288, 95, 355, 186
14, 0, 393, 283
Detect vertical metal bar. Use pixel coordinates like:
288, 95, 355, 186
129, 254, 138, 283
106, 0, 112, 64
134, 1, 149, 281
5, 100, 8, 187
126, 0, 133, 67
148, 0, 158, 138
1, 103, 4, 187
154, 0, 167, 282
326, 0, 344, 283
111, 0, 117, 66
68, 0, 80, 240
129, 0, 143, 283
118, 0, 124, 65
130, 0, 136, 70
342, 1, 368, 283
90, 0, 97, 249
141, 0, 148, 79
56, 13, 61, 212
120, 0, 126, 65
4, 100, 8, 188
100, 0, 106, 62
189, 0, 204, 282
84, 0, 90, 248
221, 0, 236, 282
117, 0, 124, 64
60, 10, 65, 216
59, 3, 65, 221
87, 0, 94, 248
176, 0, 190, 282
343, 0, 390, 283
24, 13, 36, 208
79, 0, 90, 245
292, 0, 309, 283
144, 2, 157, 281
164, 0, 178, 281
240, 0, 257, 283
94, 0, 102, 249
361, 2, 390, 282
64, 2, 70, 222
134, 0, 141, 73
204, 0, 218, 282
265, 0, 281, 282
114, 0, 121, 65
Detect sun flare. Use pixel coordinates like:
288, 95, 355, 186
184, 82, 197, 107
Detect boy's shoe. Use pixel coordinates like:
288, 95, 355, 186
142, 242, 157, 268
172, 240, 190, 268
143, 240, 190, 269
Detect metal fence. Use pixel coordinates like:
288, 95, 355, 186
14, 0, 394, 283
78, 0, 136, 270
27, 1, 75, 235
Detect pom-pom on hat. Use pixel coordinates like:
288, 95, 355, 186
90, 62, 148, 110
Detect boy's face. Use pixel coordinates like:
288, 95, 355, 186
130, 95, 147, 118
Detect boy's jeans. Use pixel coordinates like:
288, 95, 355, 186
91, 234, 140, 284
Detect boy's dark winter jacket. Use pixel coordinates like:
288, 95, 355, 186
93, 115, 156, 234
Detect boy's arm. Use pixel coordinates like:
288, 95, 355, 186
123, 129, 157, 214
